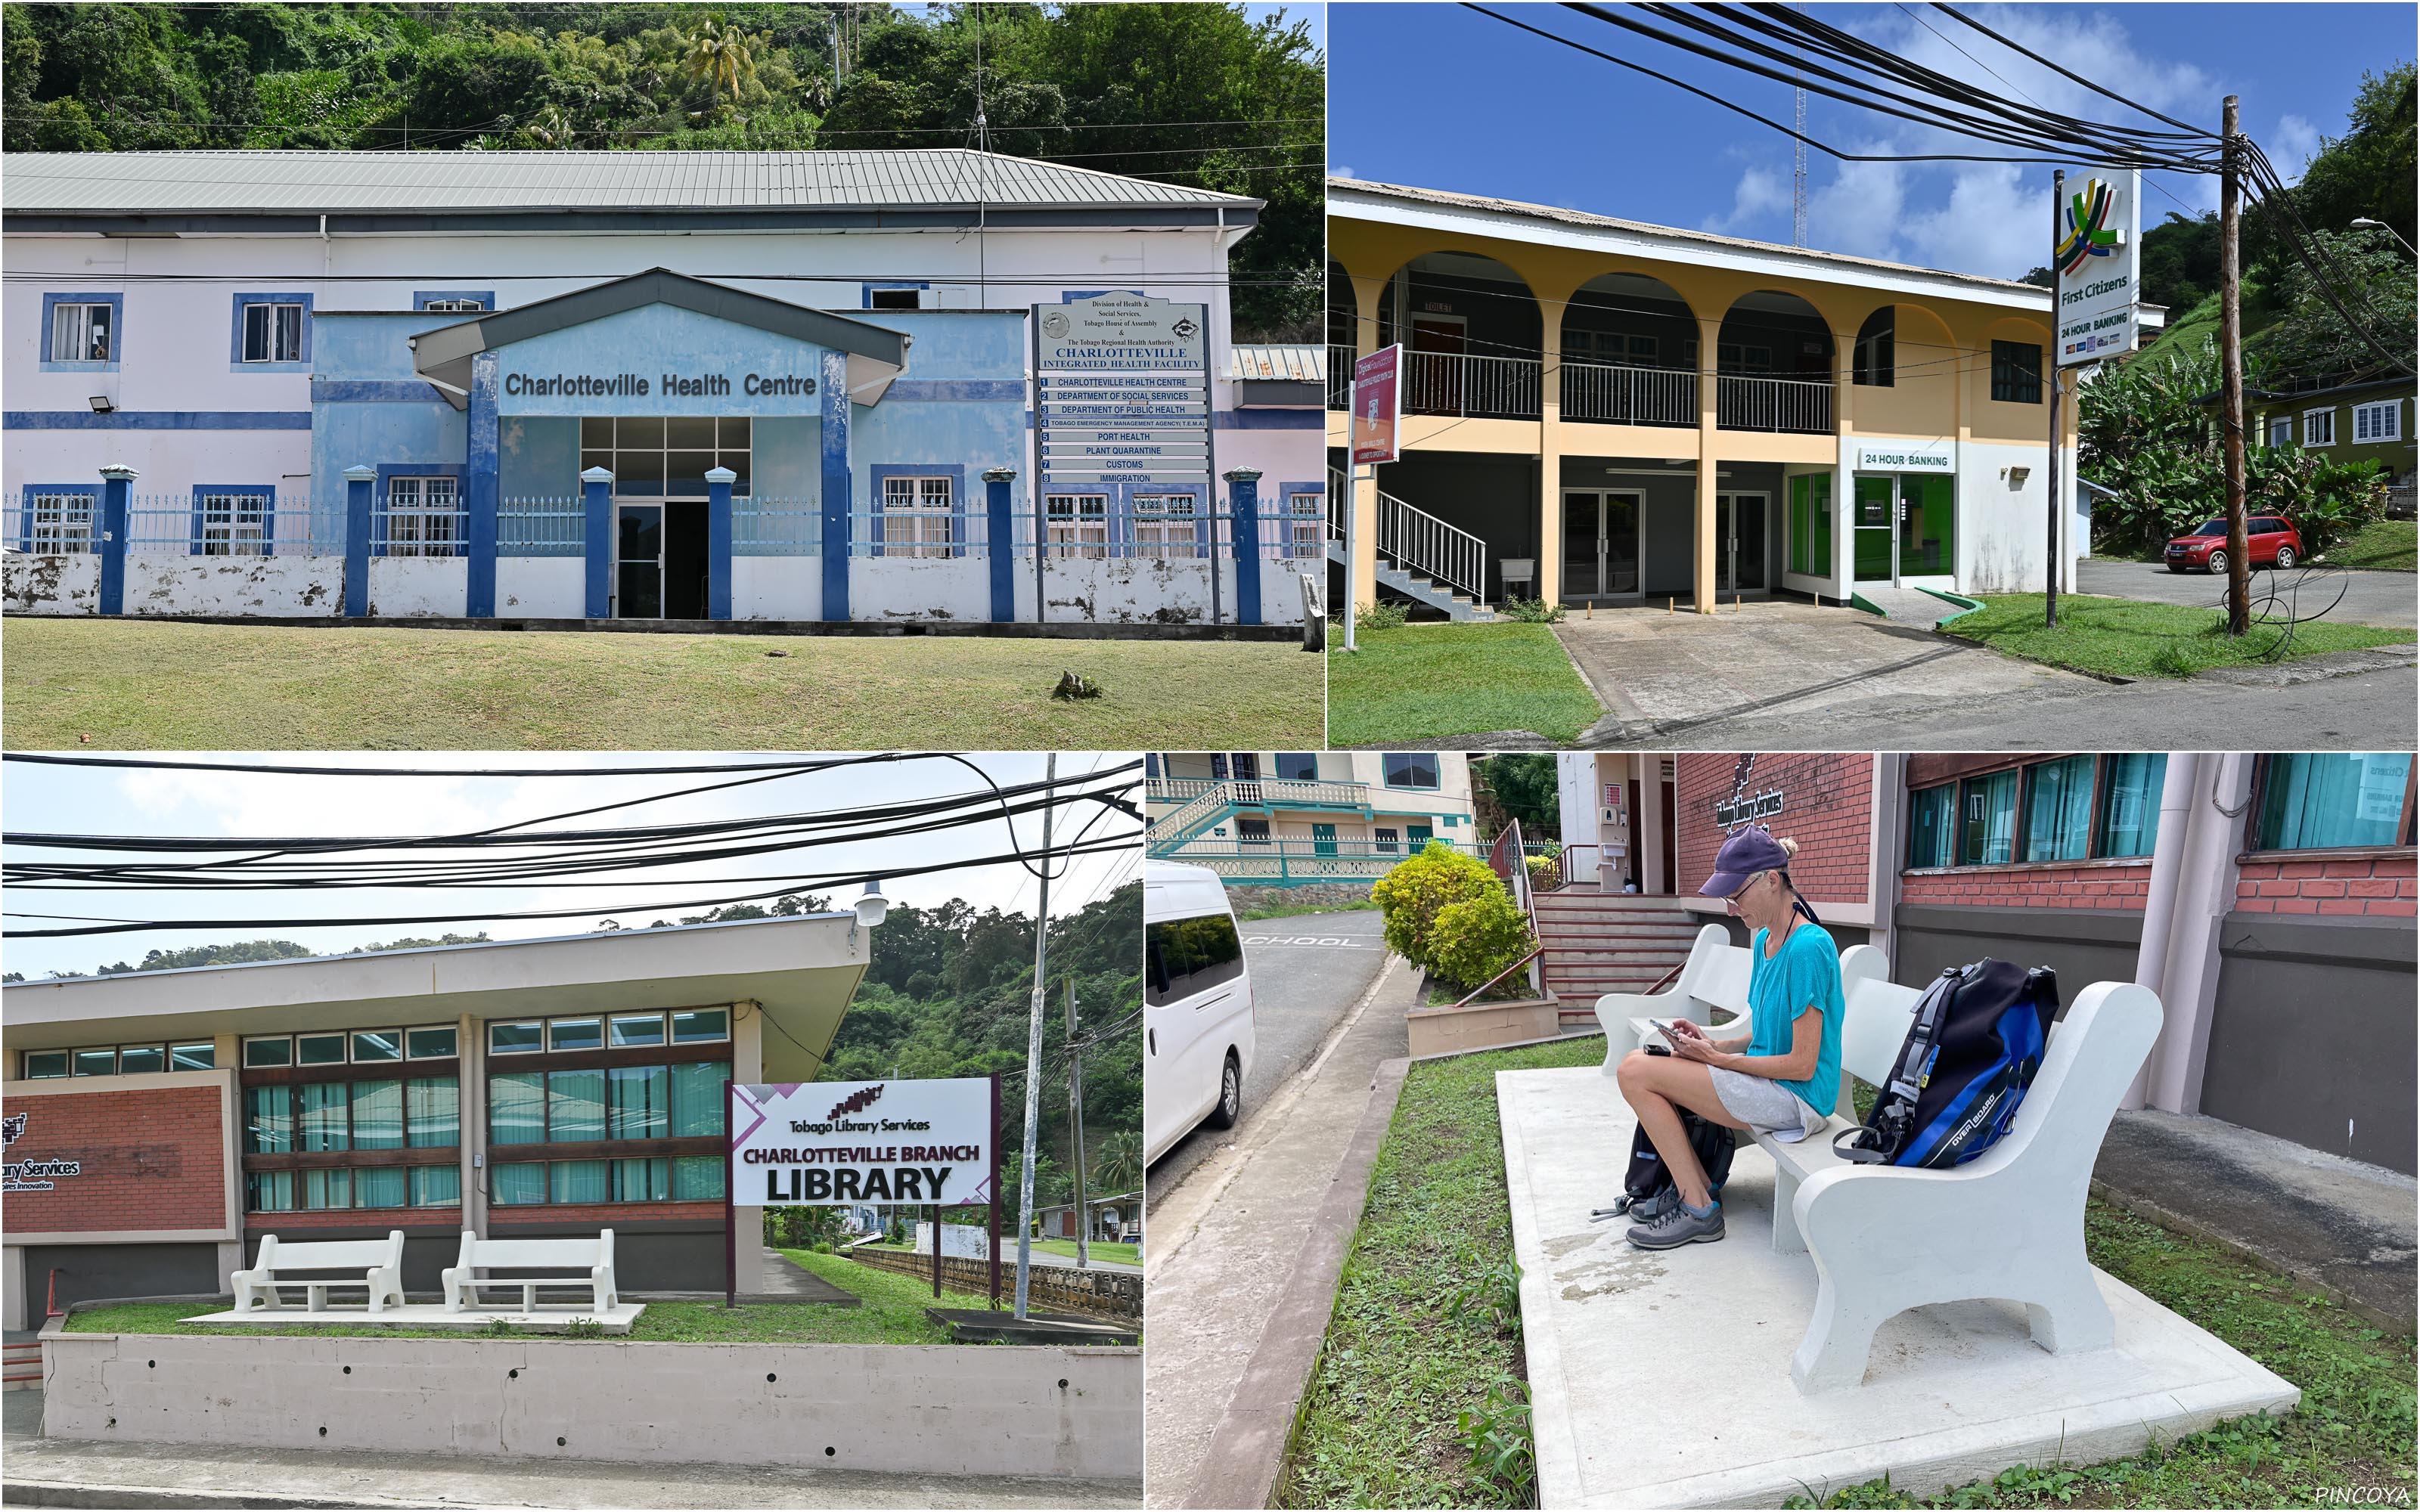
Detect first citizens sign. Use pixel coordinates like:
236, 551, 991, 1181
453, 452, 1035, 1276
729, 1077, 993, 1207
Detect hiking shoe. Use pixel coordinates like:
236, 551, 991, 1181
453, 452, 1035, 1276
1626, 1186, 1680, 1224
1627, 1198, 1723, 1250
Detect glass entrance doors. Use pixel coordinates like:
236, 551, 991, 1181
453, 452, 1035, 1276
1852, 474, 1957, 584
1560, 489, 1642, 599
616, 503, 662, 618
1714, 492, 1767, 595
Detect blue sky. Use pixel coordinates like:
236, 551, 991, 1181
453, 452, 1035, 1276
1329, 3, 2412, 280
1247, 2, 1325, 52
2, 754, 1140, 981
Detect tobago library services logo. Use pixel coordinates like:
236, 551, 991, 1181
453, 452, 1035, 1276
2, 1114, 84, 1193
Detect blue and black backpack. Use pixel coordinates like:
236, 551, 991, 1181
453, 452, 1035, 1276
1832, 959, 2060, 1170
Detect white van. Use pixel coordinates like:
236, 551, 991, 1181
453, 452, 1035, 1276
1143, 859, 1257, 1166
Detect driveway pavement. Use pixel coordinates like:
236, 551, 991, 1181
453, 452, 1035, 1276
1145, 909, 1391, 1204
1555, 600, 2096, 741
1559, 598, 2416, 751
2077, 556, 2416, 628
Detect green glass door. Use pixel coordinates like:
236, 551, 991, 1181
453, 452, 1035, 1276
1898, 473, 1956, 578
1852, 476, 1895, 583
1311, 823, 1338, 857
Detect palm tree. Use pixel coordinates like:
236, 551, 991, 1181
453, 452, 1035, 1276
1094, 1130, 1142, 1198
681, 15, 764, 113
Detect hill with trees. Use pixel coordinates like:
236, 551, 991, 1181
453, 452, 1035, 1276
0, 2, 1323, 337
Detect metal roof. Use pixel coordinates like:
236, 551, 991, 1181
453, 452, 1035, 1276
1227, 344, 1325, 382
3, 150, 1261, 215
1332, 176, 2053, 303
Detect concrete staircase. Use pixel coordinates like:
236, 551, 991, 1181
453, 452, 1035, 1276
4, 1333, 42, 1392
1531, 892, 1706, 1008
1324, 538, 1497, 621
1325, 469, 1498, 622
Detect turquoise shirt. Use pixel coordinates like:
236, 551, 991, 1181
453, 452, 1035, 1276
1744, 921, 1845, 1115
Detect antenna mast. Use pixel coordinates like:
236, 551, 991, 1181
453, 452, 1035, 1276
1792, 51, 1808, 248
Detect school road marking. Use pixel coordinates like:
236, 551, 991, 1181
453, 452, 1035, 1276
1244, 934, 1380, 948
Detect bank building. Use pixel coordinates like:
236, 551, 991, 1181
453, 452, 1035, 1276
3, 150, 1323, 625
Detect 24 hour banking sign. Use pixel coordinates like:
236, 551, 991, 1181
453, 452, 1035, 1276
729, 1077, 994, 1207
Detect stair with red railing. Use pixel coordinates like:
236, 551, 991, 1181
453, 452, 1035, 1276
2, 1334, 42, 1392
1531, 891, 1706, 1015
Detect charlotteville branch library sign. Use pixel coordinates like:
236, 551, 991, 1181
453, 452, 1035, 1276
730, 1077, 994, 1207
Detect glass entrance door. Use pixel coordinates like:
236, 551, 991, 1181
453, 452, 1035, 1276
1897, 473, 1956, 579
1560, 490, 1642, 600
616, 503, 663, 618
1852, 475, 1896, 583
1715, 493, 1768, 594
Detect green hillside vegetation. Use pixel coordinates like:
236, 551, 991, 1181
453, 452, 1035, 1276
0, 2, 1323, 337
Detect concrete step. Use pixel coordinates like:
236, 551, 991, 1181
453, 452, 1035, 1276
1534, 922, 1706, 940
4, 1338, 42, 1391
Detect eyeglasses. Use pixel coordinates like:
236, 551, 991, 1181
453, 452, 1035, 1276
1723, 871, 1769, 912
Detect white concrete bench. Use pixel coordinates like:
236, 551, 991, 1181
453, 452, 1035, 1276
442, 1230, 618, 1314
1751, 969, 2163, 1393
1588, 923, 1749, 1066
232, 1232, 405, 1315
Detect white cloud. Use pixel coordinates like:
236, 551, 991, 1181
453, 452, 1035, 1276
2270, 114, 2321, 186
1329, 165, 1355, 179
1807, 144, 1910, 262
1706, 165, 1791, 236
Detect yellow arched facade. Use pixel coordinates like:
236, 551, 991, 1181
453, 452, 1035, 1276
1329, 192, 2082, 611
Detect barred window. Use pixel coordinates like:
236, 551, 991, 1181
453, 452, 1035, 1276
27, 491, 95, 553
383, 477, 461, 558
1286, 491, 1324, 559
1131, 494, 1196, 559
197, 490, 270, 556
880, 476, 954, 558
1047, 494, 1109, 559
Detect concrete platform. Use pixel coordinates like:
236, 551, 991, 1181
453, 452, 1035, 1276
1500, 1067, 2301, 1509
178, 1301, 645, 1334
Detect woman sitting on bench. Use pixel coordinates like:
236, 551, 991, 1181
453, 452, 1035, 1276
1614, 827, 1844, 1251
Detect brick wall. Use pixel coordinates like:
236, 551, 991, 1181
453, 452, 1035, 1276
3, 1083, 225, 1233
245, 1207, 461, 1232
1674, 753, 1873, 904
1900, 860, 2152, 910
2232, 854, 2418, 916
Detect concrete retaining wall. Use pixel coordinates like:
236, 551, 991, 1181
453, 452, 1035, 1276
3, 553, 100, 615
1405, 996, 1560, 1059
368, 556, 469, 617
495, 556, 583, 618
733, 556, 818, 621
846, 1248, 1140, 1321
123, 554, 341, 617
855, 556, 990, 621
42, 1330, 1140, 1479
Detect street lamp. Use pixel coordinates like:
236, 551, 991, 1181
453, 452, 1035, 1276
2350, 217, 2417, 258
853, 878, 891, 930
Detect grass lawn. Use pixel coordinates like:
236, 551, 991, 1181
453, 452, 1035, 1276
1944, 593, 2413, 680
65, 1253, 994, 1345
0, 618, 1325, 749
1280, 1040, 2418, 1510
2328, 520, 2418, 572
1327, 622, 1602, 747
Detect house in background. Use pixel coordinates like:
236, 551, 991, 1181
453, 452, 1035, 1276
1143, 751, 1479, 886
2247, 373, 2417, 509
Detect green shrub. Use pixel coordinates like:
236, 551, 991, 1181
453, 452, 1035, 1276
1430, 885, 1536, 992
1497, 597, 1566, 623
1351, 598, 1411, 633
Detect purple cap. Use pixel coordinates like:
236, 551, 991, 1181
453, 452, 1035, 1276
1700, 826, 1792, 899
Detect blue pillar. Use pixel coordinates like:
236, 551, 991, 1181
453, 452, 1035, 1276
706, 466, 735, 621
582, 466, 613, 619
1224, 467, 1264, 627
983, 466, 1018, 624
343, 464, 375, 618
465, 351, 500, 618
820, 348, 852, 623
96, 464, 135, 617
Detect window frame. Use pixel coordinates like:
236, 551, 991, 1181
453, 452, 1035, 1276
22, 1050, 73, 1080
232, 294, 312, 367
876, 472, 958, 559
1131, 493, 1201, 559
2352, 401, 2401, 445
19, 485, 98, 556
1907, 755, 2179, 870
380, 475, 464, 559
1382, 752, 1442, 791
1990, 340, 2043, 405
2266, 414, 2296, 448
1045, 492, 1110, 559
2245, 753, 2418, 856
412, 290, 494, 313
44, 294, 121, 367
2302, 407, 2336, 448
190, 485, 277, 558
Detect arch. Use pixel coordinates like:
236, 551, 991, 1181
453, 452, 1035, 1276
1559, 271, 1700, 426
1717, 290, 1835, 433
1378, 250, 1544, 419
1326, 261, 1357, 349
1850, 302, 1959, 389
1852, 306, 1896, 387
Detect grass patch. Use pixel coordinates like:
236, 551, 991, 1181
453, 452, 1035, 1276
1944, 593, 2412, 680
2328, 520, 2418, 573
0, 618, 1325, 749
1281, 1056, 2416, 1510
1238, 900, 1372, 923
1280, 1034, 1603, 1509
1328, 622, 1601, 747
64, 1252, 997, 1346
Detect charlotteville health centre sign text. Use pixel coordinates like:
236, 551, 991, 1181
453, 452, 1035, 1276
730, 1077, 994, 1207
504, 370, 818, 399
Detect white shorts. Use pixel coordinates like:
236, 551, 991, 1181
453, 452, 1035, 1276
1709, 1067, 1823, 1142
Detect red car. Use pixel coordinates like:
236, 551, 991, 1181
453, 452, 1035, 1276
2164, 515, 2302, 573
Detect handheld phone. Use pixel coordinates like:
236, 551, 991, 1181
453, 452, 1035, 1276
1649, 1018, 1686, 1047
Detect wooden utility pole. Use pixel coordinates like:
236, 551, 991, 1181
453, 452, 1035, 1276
1066, 976, 1089, 1270
2220, 94, 2251, 635
2048, 167, 2064, 629
1013, 752, 1054, 1320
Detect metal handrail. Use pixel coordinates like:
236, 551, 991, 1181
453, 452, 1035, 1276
1452, 944, 1549, 1010
1716, 373, 1834, 434
1376, 488, 1488, 606
1561, 360, 1697, 426
1327, 344, 1356, 410
1404, 351, 1541, 420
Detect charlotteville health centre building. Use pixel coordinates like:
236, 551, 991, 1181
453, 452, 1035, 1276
2, 149, 1323, 626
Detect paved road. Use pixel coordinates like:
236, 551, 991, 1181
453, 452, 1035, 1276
1146, 909, 1391, 1205
2078, 557, 2416, 628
